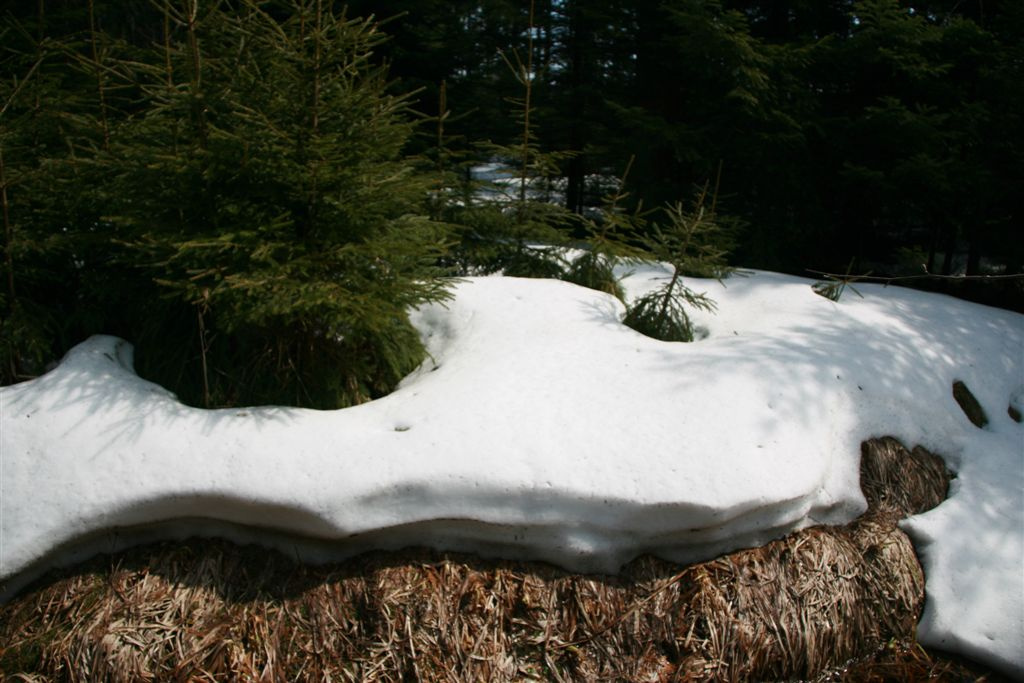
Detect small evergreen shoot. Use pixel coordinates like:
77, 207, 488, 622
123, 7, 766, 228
812, 259, 866, 302
624, 186, 733, 342
563, 156, 649, 302
446, 0, 574, 279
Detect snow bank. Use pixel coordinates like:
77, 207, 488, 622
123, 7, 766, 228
1, 270, 1021, 675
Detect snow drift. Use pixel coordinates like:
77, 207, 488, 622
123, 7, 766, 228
1, 270, 1021, 675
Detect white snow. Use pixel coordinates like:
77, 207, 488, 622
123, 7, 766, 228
1, 269, 1022, 676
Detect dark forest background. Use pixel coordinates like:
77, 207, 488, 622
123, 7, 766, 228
350, 0, 1022, 279
1, 0, 1021, 407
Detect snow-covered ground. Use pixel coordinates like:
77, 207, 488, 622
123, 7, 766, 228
1, 267, 1021, 676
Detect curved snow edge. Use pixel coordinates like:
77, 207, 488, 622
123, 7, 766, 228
2, 273, 1022, 678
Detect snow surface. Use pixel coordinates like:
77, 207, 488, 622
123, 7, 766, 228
1, 268, 1022, 675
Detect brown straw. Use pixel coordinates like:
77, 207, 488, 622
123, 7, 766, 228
2, 438, 1003, 681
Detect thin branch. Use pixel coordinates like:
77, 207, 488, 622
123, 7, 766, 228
807, 268, 1024, 284
606, 155, 634, 218
436, 80, 447, 175
519, 0, 536, 209
1, 146, 15, 305
87, 0, 110, 149
308, 0, 323, 227
710, 159, 723, 215
197, 293, 211, 408
163, 5, 174, 87
0, 57, 45, 118
185, 0, 208, 148
34, 0, 45, 115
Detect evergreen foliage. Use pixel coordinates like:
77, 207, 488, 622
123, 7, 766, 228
1, 1, 453, 408
3, 0, 1023, 395
623, 187, 733, 343
812, 259, 866, 302
440, 0, 574, 279
119, 0, 451, 409
0, 3, 114, 383
562, 157, 648, 302
331, 0, 1022, 306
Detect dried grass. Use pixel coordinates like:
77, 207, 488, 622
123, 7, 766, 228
1, 438, 999, 682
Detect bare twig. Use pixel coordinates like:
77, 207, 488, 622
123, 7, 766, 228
807, 267, 1024, 284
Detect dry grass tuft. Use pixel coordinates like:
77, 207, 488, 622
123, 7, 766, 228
859, 436, 952, 520
1, 438, 999, 682
821, 638, 1007, 682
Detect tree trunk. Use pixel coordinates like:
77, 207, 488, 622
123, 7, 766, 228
966, 232, 981, 276
941, 225, 957, 275
564, 0, 591, 215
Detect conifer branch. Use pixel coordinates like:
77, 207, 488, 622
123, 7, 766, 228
87, 0, 110, 149
308, 0, 323, 232
162, 6, 174, 87
655, 264, 683, 330
312, 0, 322, 137
436, 80, 447, 175
0, 54, 46, 329
602, 155, 634, 233
33, 0, 45, 116
78, 0, 452, 408
623, 185, 730, 342
0, 58, 44, 117
1, 146, 15, 305
184, 0, 208, 148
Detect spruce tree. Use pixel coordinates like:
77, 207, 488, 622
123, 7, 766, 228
86, 0, 451, 408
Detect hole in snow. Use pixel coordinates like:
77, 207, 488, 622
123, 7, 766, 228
1009, 386, 1023, 423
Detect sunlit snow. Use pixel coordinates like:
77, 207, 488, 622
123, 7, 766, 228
1, 269, 1021, 675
